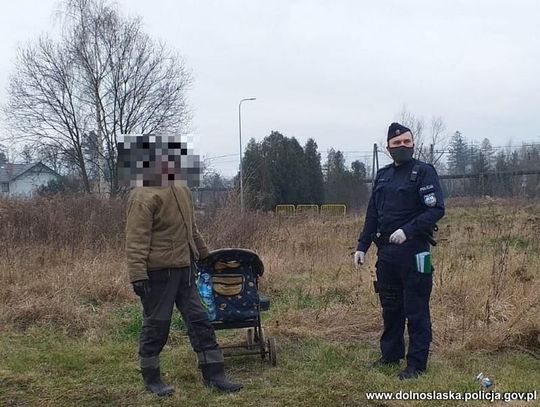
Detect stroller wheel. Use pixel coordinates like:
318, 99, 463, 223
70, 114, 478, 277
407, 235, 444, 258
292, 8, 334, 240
246, 329, 254, 349
255, 327, 265, 344
267, 337, 277, 366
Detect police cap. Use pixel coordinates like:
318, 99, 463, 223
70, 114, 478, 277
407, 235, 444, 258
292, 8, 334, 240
388, 122, 412, 141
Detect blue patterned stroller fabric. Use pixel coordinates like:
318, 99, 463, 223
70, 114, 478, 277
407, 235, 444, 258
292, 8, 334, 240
197, 250, 263, 322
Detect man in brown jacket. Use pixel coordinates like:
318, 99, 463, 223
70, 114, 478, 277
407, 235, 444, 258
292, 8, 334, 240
123, 135, 242, 396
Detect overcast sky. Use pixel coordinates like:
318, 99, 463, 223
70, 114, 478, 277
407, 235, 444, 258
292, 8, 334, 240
1, 0, 539, 175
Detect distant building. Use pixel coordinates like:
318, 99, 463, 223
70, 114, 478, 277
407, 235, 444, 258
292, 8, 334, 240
0, 162, 60, 197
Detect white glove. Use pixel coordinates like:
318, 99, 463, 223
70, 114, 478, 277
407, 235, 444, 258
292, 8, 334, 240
354, 251, 365, 267
389, 229, 407, 244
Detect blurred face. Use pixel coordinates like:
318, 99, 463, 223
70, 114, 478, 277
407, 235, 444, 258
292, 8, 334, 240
386, 131, 414, 165
117, 134, 201, 187
387, 132, 414, 149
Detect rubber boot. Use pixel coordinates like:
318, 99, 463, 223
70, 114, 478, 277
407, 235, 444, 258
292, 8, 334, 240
398, 365, 425, 380
141, 367, 175, 396
200, 362, 243, 393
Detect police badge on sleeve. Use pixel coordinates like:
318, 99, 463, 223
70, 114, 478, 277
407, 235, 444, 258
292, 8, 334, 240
423, 192, 437, 207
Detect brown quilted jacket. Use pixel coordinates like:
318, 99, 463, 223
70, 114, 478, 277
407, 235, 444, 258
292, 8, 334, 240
125, 185, 209, 282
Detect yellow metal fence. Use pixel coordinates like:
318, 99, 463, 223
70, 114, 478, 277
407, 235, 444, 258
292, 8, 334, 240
275, 205, 296, 216
320, 204, 347, 216
275, 204, 346, 216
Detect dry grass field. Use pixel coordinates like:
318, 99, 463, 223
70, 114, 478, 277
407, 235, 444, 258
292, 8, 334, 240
0, 195, 538, 406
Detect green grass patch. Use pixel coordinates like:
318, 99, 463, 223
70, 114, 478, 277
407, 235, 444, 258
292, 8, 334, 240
1, 327, 538, 407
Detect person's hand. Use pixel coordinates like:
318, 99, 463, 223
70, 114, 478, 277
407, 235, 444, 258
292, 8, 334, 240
389, 229, 407, 244
132, 279, 150, 298
354, 251, 365, 268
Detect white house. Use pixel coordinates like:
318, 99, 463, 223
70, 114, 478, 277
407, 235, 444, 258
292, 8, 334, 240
0, 162, 60, 197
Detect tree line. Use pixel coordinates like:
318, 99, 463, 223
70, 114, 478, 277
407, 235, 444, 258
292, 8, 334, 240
446, 131, 540, 197
238, 131, 369, 211
230, 129, 540, 210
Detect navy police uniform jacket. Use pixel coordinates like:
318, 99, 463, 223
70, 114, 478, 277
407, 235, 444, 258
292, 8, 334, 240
357, 158, 445, 253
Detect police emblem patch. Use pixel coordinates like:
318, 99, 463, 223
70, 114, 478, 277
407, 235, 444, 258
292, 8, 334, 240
395, 129, 401, 135
423, 192, 437, 207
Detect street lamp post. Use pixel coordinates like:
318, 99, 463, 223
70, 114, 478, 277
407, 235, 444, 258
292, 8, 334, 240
238, 97, 256, 213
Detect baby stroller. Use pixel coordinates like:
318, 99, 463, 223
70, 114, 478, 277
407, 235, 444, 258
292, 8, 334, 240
196, 248, 277, 366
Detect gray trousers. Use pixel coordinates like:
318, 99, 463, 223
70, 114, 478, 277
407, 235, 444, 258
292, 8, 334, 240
138, 267, 223, 369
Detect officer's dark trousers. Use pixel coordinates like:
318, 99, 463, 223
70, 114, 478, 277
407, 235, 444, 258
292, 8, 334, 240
376, 245, 433, 371
138, 267, 222, 370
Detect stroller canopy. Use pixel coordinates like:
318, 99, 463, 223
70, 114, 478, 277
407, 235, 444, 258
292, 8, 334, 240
199, 248, 264, 277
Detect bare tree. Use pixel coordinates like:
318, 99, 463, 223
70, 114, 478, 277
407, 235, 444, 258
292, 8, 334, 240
6, 36, 92, 191
383, 107, 448, 167
0, 144, 8, 165
4, 0, 192, 195
379, 106, 426, 162
0, 139, 18, 166
20, 144, 35, 164
426, 116, 449, 166
37, 144, 66, 174
398, 106, 425, 159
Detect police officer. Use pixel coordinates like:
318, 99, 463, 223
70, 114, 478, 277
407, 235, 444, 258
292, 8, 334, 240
354, 122, 445, 379
124, 135, 243, 396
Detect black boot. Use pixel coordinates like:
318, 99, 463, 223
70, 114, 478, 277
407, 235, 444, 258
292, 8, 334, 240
141, 367, 175, 396
398, 366, 425, 380
200, 362, 243, 393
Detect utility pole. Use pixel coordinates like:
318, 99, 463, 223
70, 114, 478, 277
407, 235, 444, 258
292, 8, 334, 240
371, 143, 379, 188
95, 81, 106, 196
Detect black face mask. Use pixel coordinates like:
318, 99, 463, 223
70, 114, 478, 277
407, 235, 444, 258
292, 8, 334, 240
389, 146, 414, 164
